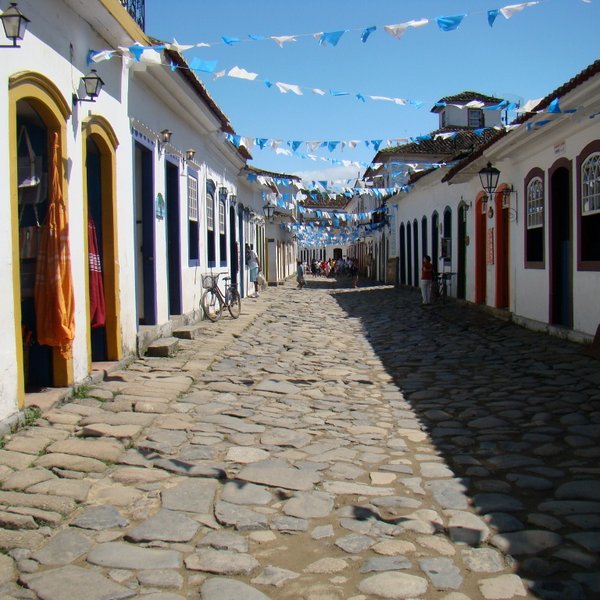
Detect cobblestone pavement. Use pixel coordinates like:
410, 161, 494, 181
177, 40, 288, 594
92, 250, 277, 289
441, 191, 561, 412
0, 278, 599, 600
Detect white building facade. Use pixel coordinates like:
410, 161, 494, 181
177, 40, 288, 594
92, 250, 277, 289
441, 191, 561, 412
0, 0, 290, 426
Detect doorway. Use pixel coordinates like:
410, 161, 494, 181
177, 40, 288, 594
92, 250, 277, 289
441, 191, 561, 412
399, 224, 406, 284
17, 104, 52, 390
431, 212, 439, 274
165, 160, 182, 316
134, 142, 156, 325
457, 205, 467, 299
494, 191, 509, 308
475, 195, 487, 304
550, 165, 572, 327
229, 205, 238, 285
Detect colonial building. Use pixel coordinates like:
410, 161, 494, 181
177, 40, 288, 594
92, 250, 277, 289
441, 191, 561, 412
0, 0, 295, 426
380, 64, 600, 343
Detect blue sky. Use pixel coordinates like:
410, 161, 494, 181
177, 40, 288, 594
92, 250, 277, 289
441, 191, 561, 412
145, 0, 599, 182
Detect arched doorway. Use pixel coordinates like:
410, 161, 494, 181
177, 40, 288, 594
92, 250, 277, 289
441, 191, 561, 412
134, 140, 156, 325
457, 204, 468, 299
406, 225, 412, 285
10, 73, 72, 396
399, 223, 406, 284
412, 220, 419, 287
475, 192, 487, 304
229, 205, 238, 286
431, 212, 439, 274
549, 161, 572, 327
83, 117, 121, 364
494, 188, 509, 308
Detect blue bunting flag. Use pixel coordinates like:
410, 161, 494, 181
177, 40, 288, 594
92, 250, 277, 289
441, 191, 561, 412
361, 26, 377, 43
435, 15, 466, 32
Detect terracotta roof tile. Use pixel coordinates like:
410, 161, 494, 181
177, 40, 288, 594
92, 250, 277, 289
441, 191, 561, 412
431, 91, 504, 112
443, 58, 600, 182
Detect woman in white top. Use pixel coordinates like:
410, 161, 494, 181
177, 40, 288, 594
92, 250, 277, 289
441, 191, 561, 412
246, 243, 260, 297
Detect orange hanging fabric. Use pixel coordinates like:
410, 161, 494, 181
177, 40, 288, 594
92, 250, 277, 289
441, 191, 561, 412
34, 132, 75, 357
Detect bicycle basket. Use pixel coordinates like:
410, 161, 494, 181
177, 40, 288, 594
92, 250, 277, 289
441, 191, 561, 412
202, 274, 217, 289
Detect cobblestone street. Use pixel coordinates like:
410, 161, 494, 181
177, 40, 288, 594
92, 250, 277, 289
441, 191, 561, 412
0, 278, 599, 600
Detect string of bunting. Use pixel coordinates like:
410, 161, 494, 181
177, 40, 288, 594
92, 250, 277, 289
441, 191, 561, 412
89, 44, 525, 111
97, 1, 580, 53
87, 1, 586, 109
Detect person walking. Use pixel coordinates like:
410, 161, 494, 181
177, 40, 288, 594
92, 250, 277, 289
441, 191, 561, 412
420, 255, 434, 305
246, 243, 260, 297
296, 259, 305, 288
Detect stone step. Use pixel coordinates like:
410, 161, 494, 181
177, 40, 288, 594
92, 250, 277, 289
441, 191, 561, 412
145, 337, 179, 358
172, 325, 202, 340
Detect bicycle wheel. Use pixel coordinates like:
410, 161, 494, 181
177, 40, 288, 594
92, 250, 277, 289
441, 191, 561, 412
227, 287, 241, 319
201, 288, 223, 322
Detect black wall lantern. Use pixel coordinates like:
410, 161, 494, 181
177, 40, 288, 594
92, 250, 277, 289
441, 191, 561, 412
478, 162, 500, 197
158, 129, 172, 155
0, 2, 30, 48
73, 69, 105, 105
219, 186, 228, 203
263, 201, 275, 221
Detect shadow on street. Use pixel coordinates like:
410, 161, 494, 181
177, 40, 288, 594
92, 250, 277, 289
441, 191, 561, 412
319, 279, 600, 600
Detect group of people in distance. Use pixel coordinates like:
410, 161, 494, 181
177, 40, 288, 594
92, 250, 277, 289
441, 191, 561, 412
296, 257, 359, 289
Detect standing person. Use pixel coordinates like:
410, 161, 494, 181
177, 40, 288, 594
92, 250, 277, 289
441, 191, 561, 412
421, 255, 434, 305
311, 259, 318, 277
350, 258, 359, 288
246, 243, 260, 297
296, 259, 305, 288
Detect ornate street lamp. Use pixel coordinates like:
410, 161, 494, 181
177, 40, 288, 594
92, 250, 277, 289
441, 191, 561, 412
263, 200, 276, 221
73, 69, 105, 105
478, 162, 500, 197
0, 2, 30, 48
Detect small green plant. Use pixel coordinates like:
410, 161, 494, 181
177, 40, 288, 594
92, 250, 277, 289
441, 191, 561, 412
72, 384, 92, 399
23, 406, 41, 427
0, 436, 5, 449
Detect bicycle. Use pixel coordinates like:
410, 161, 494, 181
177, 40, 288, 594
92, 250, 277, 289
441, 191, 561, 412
200, 273, 241, 321
432, 272, 454, 304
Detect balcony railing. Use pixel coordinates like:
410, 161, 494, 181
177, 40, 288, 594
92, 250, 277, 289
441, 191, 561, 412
120, 0, 145, 31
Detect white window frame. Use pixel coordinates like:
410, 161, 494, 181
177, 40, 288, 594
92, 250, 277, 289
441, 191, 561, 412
206, 192, 214, 231
187, 175, 198, 222
468, 108, 483, 128
582, 152, 600, 215
526, 177, 544, 229
218, 200, 226, 235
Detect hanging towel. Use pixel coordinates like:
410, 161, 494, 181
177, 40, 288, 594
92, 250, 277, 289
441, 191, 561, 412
88, 217, 106, 328
34, 133, 75, 356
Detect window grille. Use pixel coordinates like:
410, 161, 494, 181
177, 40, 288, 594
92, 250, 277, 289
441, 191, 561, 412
582, 152, 600, 215
206, 193, 214, 231
468, 108, 483, 128
219, 201, 226, 234
188, 175, 198, 222
526, 177, 544, 229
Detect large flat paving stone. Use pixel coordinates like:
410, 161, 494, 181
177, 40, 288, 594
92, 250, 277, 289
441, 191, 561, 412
32, 529, 93, 565
161, 478, 218, 513
358, 572, 429, 599
200, 577, 271, 600
237, 463, 320, 491
125, 508, 200, 542
20, 565, 135, 600
46, 438, 124, 462
87, 541, 182, 569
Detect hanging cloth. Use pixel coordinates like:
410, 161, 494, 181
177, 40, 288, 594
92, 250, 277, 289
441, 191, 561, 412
88, 217, 106, 328
34, 132, 75, 357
